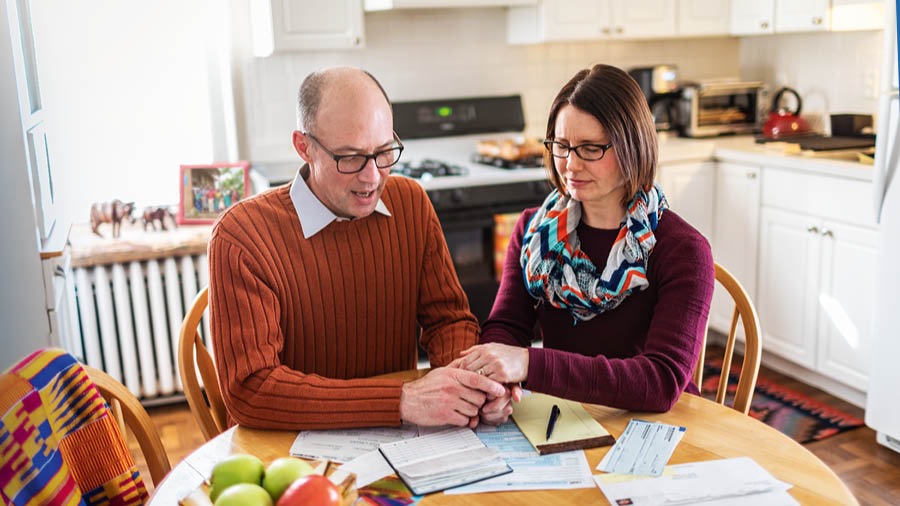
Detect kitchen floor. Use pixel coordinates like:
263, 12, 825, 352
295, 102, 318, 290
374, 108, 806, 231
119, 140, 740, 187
131, 354, 900, 505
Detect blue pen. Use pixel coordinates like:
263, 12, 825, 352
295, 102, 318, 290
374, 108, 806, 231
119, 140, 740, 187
546, 404, 561, 441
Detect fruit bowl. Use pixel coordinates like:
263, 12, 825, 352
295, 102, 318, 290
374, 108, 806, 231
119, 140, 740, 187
178, 458, 357, 506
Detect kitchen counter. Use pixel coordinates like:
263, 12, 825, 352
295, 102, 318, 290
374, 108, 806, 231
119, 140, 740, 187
658, 134, 874, 181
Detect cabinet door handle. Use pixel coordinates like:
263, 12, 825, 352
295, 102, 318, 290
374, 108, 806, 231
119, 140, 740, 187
760, 21, 769, 29
812, 16, 822, 25
602, 26, 611, 34
746, 171, 757, 179
615, 26, 623, 34
807, 226, 820, 234
821, 229, 833, 237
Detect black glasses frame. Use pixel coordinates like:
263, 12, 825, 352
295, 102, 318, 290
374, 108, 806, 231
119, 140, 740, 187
543, 140, 614, 162
305, 132, 404, 174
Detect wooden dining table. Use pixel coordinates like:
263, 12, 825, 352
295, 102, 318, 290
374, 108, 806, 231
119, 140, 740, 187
149, 370, 858, 505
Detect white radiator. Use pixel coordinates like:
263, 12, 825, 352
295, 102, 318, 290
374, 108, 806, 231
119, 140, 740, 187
73, 253, 210, 401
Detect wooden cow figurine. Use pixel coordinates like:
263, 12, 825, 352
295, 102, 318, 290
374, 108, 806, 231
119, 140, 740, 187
89, 199, 136, 238
142, 206, 178, 232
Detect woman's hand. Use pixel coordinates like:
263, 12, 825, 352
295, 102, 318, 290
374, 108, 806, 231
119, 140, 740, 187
453, 343, 529, 384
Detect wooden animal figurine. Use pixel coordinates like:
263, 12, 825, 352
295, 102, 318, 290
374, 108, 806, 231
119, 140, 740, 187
89, 199, 136, 238
142, 206, 178, 232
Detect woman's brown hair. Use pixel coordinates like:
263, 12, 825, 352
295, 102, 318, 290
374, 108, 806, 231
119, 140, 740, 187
544, 64, 658, 205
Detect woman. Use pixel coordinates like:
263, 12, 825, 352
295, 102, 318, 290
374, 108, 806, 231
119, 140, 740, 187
457, 64, 714, 424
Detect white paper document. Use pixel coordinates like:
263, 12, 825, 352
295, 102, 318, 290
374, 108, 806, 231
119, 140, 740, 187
290, 424, 419, 463
330, 449, 395, 488
445, 421, 595, 494
593, 457, 799, 506
597, 419, 686, 476
378, 427, 512, 495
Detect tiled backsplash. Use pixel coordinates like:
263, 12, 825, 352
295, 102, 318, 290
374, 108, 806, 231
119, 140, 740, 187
236, 8, 740, 162
235, 8, 883, 163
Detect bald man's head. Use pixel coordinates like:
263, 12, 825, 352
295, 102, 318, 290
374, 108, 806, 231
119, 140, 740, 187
296, 66, 391, 134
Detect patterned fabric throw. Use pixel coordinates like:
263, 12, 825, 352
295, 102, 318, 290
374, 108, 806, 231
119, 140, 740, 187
0, 348, 149, 505
521, 184, 668, 322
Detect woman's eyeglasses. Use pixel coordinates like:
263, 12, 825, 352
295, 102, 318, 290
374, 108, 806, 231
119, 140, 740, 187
543, 140, 613, 161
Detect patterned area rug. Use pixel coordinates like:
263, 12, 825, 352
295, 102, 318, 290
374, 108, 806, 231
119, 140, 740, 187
702, 359, 865, 444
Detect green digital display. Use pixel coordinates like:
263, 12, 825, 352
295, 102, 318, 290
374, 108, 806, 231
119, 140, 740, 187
436, 106, 452, 118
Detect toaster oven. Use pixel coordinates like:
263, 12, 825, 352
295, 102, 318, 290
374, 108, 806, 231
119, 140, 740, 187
678, 81, 767, 138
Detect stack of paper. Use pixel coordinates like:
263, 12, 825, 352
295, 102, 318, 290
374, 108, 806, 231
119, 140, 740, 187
594, 457, 799, 506
378, 427, 512, 495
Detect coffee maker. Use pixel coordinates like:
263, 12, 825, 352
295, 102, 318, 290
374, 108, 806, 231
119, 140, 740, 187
628, 65, 681, 132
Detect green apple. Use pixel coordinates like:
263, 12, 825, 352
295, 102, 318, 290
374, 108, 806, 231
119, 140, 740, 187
209, 453, 265, 502
262, 457, 315, 501
213, 483, 273, 506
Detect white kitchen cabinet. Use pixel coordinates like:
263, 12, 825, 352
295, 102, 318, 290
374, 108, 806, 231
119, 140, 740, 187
730, 0, 774, 35
757, 167, 877, 388
731, 0, 841, 35
757, 207, 822, 368
816, 220, 878, 391
250, 0, 364, 56
678, 0, 730, 36
365, 0, 536, 10
709, 162, 759, 338
657, 161, 715, 241
774, 0, 829, 33
507, 0, 675, 43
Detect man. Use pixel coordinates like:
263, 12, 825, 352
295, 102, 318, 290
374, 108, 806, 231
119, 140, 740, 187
208, 66, 507, 430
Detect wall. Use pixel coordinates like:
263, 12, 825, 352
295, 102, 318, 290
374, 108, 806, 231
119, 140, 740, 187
27, 0, 225, 225
739, 30, 884, 133
236, 7, 741, 166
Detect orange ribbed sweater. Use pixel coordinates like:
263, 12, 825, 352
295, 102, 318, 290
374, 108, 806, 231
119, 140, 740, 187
208, 175, 478, 430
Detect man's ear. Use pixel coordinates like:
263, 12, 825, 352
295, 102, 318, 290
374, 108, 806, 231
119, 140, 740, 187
293, 130, 312, 163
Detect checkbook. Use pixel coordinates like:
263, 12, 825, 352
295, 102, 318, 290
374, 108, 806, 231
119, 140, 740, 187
378, 426, 512, 495
596, 419, 686, 477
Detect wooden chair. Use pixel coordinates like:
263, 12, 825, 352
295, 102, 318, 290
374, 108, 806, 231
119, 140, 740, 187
178, 286, 227, 441
84, 365, 171, 486
694, 262, 762, 415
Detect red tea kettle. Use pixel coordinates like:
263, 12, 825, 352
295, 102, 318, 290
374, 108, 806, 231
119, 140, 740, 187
762, 87, 811, 139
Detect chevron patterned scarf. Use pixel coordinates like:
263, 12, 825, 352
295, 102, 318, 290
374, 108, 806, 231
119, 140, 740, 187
521, 183, 668, 323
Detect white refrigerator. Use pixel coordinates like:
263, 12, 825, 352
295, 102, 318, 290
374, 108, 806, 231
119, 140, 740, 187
866, 0, 900, 454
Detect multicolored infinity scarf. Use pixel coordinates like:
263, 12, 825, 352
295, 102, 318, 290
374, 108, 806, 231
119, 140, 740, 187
520, 183, 668, 323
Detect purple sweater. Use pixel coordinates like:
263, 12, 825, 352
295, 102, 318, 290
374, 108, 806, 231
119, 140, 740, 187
481, 207, 714, 412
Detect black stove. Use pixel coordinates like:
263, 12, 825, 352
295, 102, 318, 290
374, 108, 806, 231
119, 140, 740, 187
470, 153, 545, 170
391, 159, 468, 180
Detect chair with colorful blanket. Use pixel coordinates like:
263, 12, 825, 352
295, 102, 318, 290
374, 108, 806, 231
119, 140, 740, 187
0, 348, 160, 505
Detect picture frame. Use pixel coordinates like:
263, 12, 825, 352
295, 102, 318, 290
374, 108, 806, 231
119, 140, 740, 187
178, 161, 251, 225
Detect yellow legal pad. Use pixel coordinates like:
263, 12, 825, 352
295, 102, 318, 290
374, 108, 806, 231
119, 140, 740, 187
511, 393, 615, 455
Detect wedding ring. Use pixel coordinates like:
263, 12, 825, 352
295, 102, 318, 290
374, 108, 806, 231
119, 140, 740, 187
477, 368, 485, 376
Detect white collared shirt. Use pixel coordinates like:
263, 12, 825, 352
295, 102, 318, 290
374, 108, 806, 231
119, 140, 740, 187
289, 164, 391, 239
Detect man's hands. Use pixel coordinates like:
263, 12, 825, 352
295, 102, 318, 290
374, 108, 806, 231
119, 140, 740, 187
446, 343, 529, 426
399, 367, 506, 428
477, 383, 524, 426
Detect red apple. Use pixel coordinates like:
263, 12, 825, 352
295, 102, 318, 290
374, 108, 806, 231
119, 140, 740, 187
275, 475, 341, 506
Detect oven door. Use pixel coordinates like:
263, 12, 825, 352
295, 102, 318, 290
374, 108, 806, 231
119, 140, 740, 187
440, 213, 497, 323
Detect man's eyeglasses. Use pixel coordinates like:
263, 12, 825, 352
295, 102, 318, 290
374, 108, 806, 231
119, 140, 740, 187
543, 140, 613, 162
305, 132, 404, 174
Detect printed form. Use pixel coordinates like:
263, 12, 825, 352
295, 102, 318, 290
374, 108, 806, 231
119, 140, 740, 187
290, 424, 419, 463
445, 421, 595, 494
